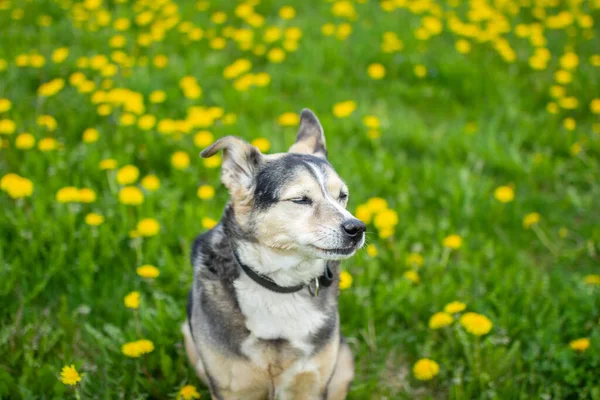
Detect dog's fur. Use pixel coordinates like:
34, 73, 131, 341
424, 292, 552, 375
183, 109, 365, 399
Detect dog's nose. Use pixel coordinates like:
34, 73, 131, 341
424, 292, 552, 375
341, 219, 366, 238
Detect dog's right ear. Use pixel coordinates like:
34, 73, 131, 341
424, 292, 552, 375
201, 136, 263, 198
289, 109, 327, 158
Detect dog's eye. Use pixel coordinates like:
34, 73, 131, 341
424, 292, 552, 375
290, 196, 313, 205
338, 192, 348, 201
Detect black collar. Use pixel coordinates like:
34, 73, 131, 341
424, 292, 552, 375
233, 250, 334, 295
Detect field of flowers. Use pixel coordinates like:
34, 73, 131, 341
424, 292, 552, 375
1, 0, 600, 398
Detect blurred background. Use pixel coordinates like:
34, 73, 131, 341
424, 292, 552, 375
1, 0, 599, 398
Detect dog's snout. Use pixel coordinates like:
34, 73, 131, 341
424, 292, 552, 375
341, 219, 366, 238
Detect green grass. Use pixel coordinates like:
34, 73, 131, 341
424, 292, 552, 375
1, 0, 600, 398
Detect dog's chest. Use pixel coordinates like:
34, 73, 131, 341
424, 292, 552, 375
234, 276, 327, 356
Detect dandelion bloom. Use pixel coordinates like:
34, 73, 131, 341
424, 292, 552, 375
99, 158, 118, 170
137, 265, 160, 279
141, 175, 160, 191
367, 63, 386, 80
203, 155, 222, 169
137, 339, 155, 354
0, 119, 16, 135
444, 301, 466, 313
413, 359, 439, 380
355, 204, 372, 224
85, 213, 104, 226
460, 312, 493, 336
56, 187, 80, 203
429, 312, 453, 329
38, 137, 58, 151
590, 99, 600, 114
116, 165, 140, 185
583, 274, 600, 286
569, 338, 590, 352
523, 212, 540, 229
406, 253, 424, 268
178, 385, 201, 400
82, 128, 99, 143
1, 174, 34, 199
339, 270, 353, 289
267, 48, 286, 63
366, 244, 378, 257
137, 218, 160, 237
202, 217, 217, 229
124, 291, 140, 309
373, 209, 398, 230
121, 339, 155, 357
442, 234, 462, 249
15, 133, 35, 149
197, 185, 215, 200
279, 6, 296, 20
494, 185, 514, 203
119, 186, 144, 205
251, 138, 271, 153
414, 64, 427, 78
172, 151, 190, 170
59, 365, 82, 386
366, 197, 388, 213
404, 270, 420, 283
278, 112, 300, 126
194, 131, 214, 147
363, 116, 380, 129
332, 101, 357, 118
149, 90, 166, 104
38, 78, 65, 97
0, 98, 12, 113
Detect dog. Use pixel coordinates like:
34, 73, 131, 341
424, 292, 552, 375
182, 109, 366, 399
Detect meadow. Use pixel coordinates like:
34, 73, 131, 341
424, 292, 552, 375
1, 0, 600, 398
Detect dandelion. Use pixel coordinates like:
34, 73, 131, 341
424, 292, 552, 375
116, 165, 139, 185
569, 338, 590, 352
202, 217, 217, 229
203, 155, 222, 169
455, 39, 471, 54
78, 188, 96, 203
494, 185, 515, 203
99, 158, 118, 170
459, 312, 493, 336
0, 119, 16, 135
413, 359, 439, 380
121, 339, 155, 357
442, 234, 462, 249
563, 118, 576, 131
38, 78, 65, 97
278, 112, 300, 126
138, 114, 157, 131
38, 138, 58, 151
584, 274, 600, 286
56, 187, 80, 203
429, 312, 453, 329
178, 385, 201, 400
149, 90, 166, 104
251, 138, 271, 153
444, 301, 466, 314
119, 186, 144, 205
414, 64, 427, 78
523, 212, 540, 229
0, 98, 11, 113
59, 365, 82, 386
279, 6, 296, 20
137, 218, 160, 237
366, 244, 378, 257
85, 213, 104, 226
137, 265, 160, 279
406, 253, 424, 268
333, 101, 356, 118
590, 99, 600, 114
267, 48, 286, 63
82, 128, 99, 143
172, 151, 190, 170
15, 133, 35, 149
124, 291, 140, 309
404, 270, 420, 283
141, 175, 160, 191
1, 174, 34, 199
367, 63, 386, 80
339, 270, 353, 289
197, 185, 215, 200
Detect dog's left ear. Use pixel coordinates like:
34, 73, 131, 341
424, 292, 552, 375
201, 136, 263, 197
289, 109, 327, 159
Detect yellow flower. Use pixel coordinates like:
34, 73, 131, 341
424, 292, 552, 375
355, 204, 372, 224
404, 270, 420, 283
267, 48, 286, 63
494, 185, 515, 203
590, 99, 600, 114
117, 165, 139, 185
554, 70, 572, 84
38, 137, 58, 151
119, 186, 144, 205
366, 244, 378, 257
197, 185, 215, 200
172, 151, 190, 170
373, 209, 398, 230
366, 198, 388, 213
137, 265, 160, 279
570, 142, 582, 156
560, 52, 579, 70
429, 312, 453, 329
406, 253, 424, 268
15, 133, 35, 149
99, 158, 118, 170
523, 212, 540, 229
0, 98, 11, 113
569, 338, 590, 352
413, 359, 439, 381
59, 365, 82, 386
82, 128, 99, 143
460, 312, 493, 336
563, 118, 576, 131
194, 131, 214, 148
444, 301, 466, 314
279, 6, 296, 20
584, 274, 600, 286
85, 213, 104, 226
56, 187, 80, 203
202, 217, 217, 229
0, 119, 16, 135
38, 79, 65, 97
137, 218, 160, 237
339, 270, 353, 289
1, 174, 34, 199
203, 155, 221, 169
138, 114, 157, 131
321, 23, 335, 36
251, 138, 271, 152
414, 64, 427, 78
278, 112, 300, 126
178, 385, 201, 400
362, 116, 380, 129
442, 234, 462, 249
367, 63, 386, 80
455, 39, 471, 54
141, 175, 160, 191
124, 291, 140, 309
78, 188, 96, 203
333, 101, 357, 118
153, 54, 168, 68
121, 339, 155, 358
149, 90, 166, 104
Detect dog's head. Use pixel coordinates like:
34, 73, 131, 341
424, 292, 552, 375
201, 109, 365, 261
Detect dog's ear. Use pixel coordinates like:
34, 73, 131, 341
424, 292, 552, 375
289, 109, 327, 159
201, 136, 263, 197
